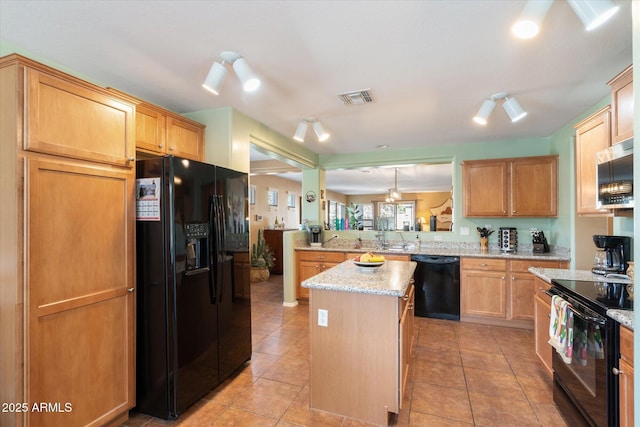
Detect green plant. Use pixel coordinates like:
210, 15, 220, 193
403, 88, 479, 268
346, 203, 364, 230
251, 229, 275, 269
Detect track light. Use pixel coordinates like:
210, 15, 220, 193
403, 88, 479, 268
292, 119, 330, 142
568, 0, 619, 31
511, 0, 554, 39
473, 93, 527, 125
202, 51, 260, 95
473, 99, 496, 125
293, 121, 308, 142
313, 121, 330, 142
502, 96, 527, 122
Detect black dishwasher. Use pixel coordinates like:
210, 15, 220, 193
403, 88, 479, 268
411, 255, 460, 320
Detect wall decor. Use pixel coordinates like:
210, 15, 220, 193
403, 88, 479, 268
305, 191, 316, 203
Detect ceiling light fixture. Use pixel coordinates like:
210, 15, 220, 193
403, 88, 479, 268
473, 92, 527, 125
568, 0, 619, 31
202, 51, 260, 95
292, 119, 330, 143
511, 0, 554, 39
386, 168, 402, 202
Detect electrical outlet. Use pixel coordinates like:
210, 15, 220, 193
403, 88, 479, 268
318, 309, 328, 327
332, 234, 339, 239
434, 235, 443, 241
460, 227, 470, 236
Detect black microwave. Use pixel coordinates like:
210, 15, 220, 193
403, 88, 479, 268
596, 138, 633, 209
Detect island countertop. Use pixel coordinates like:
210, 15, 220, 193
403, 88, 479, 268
301, 259, 417, 297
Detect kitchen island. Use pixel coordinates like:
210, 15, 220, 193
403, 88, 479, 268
302, 259, 417, 426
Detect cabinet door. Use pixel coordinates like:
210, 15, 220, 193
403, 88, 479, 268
25, 68, 135, 167
462, 160, 508, 216
297, 261, 321, 299
166, 115, 204, 161
510, 272, 536, 321
399, 284, 414, 409
609, 65, 633, 144
619, 358, 634, 427
460, 271, 506, 318
534, 294, 553, 379
26, 158, 135, 426
575, 108, 611, 215
135, 104, 166, 154
510, 156, 557, 217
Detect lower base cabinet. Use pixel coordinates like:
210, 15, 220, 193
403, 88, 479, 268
618, 325, 634, 427
308, 284, 414, 425
296, 251, 345, 299
534, 277, 553, 379
461, 258, 568, 329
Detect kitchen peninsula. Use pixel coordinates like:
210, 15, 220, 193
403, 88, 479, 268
302, 259, 416, 426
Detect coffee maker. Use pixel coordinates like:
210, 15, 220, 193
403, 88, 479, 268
309, 225, 323, 247
592, 235, 631, 275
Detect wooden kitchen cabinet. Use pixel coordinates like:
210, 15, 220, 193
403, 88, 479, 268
462, 156, 558, 217
462, 258, 567, 329
608, 65, 633, 145
264, 229, 294, 274
309, 282, 415, 425
296, 251, 345, 299
618, 325, 634, 427
135, 102, 205, 161
0, 54, 136, 427
574, 106, 612, 215
534, 277, 553, 379
461, 258, 507, 319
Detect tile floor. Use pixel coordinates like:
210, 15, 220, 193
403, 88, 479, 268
123, 274, 569, 426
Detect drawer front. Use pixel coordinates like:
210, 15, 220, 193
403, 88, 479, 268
297, 251, 345, 263
534, 277, 552, 305
620, 326, 633, 363
461, 257, 506, 271
510, 259, 563, 273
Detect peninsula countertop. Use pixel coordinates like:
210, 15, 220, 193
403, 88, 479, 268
529, 267, 634, 330
301, 259, 417, 297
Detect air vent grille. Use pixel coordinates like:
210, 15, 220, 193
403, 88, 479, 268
337, 89, 374, 105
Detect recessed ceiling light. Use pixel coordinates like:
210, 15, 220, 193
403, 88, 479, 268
377, 144, 389, 149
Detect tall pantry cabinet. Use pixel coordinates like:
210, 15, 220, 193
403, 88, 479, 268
1, 54, 136, 427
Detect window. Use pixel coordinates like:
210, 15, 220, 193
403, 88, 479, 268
249, 185, 256, 205
267, 189, 278, 206
376, 201, 416, 231
287, 193, 296, 208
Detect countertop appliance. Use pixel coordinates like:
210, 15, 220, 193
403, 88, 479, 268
411, 255, 460, 320
309, 224, 323, 247
549, 278, 633, 427
591, 235, 631, 276
596, 137, 633, 209
135, 156, 251, 419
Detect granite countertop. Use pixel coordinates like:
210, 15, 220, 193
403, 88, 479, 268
529, 267, 634, 331
296, 242, 570, 262
301, 259, 417, 297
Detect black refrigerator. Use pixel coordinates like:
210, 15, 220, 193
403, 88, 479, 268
135, 156, 251, 419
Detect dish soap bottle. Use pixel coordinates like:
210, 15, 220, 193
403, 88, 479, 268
415, 235, 421, 250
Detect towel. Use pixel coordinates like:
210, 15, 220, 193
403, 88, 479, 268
548, 295, 573, 364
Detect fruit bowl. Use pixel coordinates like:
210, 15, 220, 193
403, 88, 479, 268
353, 260, 385, 267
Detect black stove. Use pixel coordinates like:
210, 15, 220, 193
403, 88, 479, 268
551, 279, 633, 313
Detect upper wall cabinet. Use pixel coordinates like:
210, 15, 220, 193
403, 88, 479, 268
135, 102, 205, 161
609, 65, 633, 144
109, 89, 206, 161
462, 156, 558, 217
574, 106, 612, 216
24, 68, 135, 167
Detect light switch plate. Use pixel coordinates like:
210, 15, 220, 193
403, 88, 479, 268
318, 309, 328, 327
460, 227, 470, 235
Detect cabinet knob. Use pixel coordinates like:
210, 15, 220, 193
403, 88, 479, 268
128, 287, 135, 293
403, 295, 410, 301
612, 367, 624, 376
158, 144, 164, 149
127, 156, 135, 162
512, 210, 517, 213
408, 303, 414, 310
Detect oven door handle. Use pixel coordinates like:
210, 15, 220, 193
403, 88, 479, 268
567, 305, 606, 326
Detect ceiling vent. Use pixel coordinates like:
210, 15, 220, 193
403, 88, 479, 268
337, 89, 374, 105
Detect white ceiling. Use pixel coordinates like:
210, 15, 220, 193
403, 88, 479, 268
1, 0, 632, 193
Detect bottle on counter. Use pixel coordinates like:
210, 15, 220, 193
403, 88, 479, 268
415, 235, 421, 250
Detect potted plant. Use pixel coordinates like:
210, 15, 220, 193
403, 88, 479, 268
250, 229, 275, 282
346, 203, 364, 230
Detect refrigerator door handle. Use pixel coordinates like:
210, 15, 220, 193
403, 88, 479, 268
216, 195, 226, 303
208, 195, 218, 304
